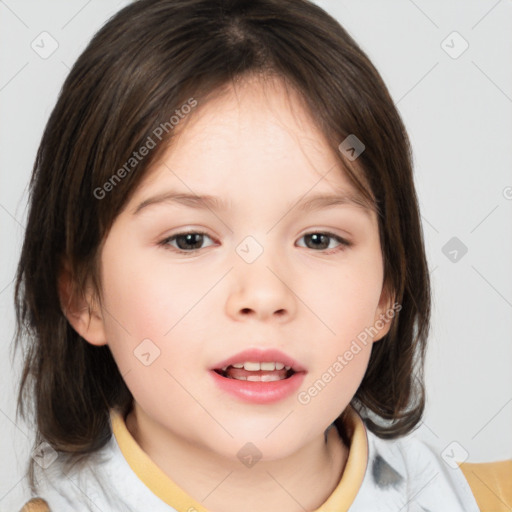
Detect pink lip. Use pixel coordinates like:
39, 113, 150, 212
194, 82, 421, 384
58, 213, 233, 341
209, 348, 307, 404
210, 370, 305, 404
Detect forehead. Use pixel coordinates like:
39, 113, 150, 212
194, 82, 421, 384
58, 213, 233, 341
159, 76, 325, 167
127, 75, 374, 215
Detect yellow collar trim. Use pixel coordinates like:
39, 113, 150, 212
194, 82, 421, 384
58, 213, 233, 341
313, 406, 368, 511
110, 405, 368, 512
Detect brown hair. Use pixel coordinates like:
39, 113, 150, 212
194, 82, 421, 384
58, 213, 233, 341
14, 0, 430, 488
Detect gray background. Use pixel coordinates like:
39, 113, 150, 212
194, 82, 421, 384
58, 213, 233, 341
1, 0, 511, 509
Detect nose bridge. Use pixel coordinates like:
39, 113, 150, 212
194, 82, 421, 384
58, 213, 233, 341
226, 232, 296, 320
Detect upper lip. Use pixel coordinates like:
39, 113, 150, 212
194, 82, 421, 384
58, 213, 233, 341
211, 348, 306, 373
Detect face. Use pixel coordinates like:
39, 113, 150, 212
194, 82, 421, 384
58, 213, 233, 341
88, 76, 392, 461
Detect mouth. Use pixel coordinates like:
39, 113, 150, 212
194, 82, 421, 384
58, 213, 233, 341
210, 349, 306, 403
214, 361, 296, 382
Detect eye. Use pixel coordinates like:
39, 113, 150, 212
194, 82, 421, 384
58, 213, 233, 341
159, 231, 215, 254
159, 230, 351, 255
296, 232, 351, 254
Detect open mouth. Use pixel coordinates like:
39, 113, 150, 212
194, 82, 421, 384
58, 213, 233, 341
214, 361, 296, 382
210, 352, 306, 403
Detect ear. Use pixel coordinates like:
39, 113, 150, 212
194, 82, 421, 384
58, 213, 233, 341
372, 281, 396, 343
58, 258, 107, 346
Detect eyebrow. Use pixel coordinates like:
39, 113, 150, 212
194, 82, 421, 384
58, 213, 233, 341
132, 190, 374, 216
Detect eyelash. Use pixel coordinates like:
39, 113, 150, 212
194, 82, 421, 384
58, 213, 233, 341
158, 230, 352, 256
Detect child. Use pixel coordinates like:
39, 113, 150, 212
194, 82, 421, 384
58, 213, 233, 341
14, 0, 480, 510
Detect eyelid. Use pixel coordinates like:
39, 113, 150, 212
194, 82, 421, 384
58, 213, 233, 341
301, 229, 352, 243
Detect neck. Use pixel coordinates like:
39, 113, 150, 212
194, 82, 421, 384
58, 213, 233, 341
126, 405, 349, 512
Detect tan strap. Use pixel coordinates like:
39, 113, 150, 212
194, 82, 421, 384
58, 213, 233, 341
459, 460, 512, 512
19, 497, 50, 512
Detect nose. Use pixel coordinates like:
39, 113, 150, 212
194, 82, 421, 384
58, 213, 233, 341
225, 253, 298, 323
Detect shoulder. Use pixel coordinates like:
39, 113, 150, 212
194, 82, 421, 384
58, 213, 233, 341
20, 429, 176, 512
351, 423, 481, 512
20, 435, 122, 511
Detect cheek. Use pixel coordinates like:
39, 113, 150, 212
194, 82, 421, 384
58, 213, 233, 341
301, 253, 384, 343
98, 244, 211, 394
100, 240, 210, 340
296, 251, 383, 412
99, 257, 203, 416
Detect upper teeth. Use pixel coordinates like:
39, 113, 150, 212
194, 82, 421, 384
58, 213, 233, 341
221, 362, 291, 371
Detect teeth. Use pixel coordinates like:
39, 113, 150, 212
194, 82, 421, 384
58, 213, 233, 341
243, 373, 283, 382
217, 361, 294, 379
225, 361, 291, 371
261, 374, 283, 382
244, 362, 261, 371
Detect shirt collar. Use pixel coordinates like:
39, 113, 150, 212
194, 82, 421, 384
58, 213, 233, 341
110, 404, 368, 512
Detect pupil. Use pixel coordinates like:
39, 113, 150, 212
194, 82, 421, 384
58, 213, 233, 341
308, 233, 328, 249
177, 233, 202, 250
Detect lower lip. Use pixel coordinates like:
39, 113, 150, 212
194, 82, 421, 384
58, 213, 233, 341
209, 370, 306, 404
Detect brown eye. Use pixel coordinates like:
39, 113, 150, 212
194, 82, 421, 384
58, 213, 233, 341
297, 232, 351, 253
160, 231, 214, 253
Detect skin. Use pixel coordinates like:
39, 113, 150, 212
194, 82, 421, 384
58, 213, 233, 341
62, 75, 393, 512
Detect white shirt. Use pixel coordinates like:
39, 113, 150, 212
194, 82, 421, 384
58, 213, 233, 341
24, 406, 480, 511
